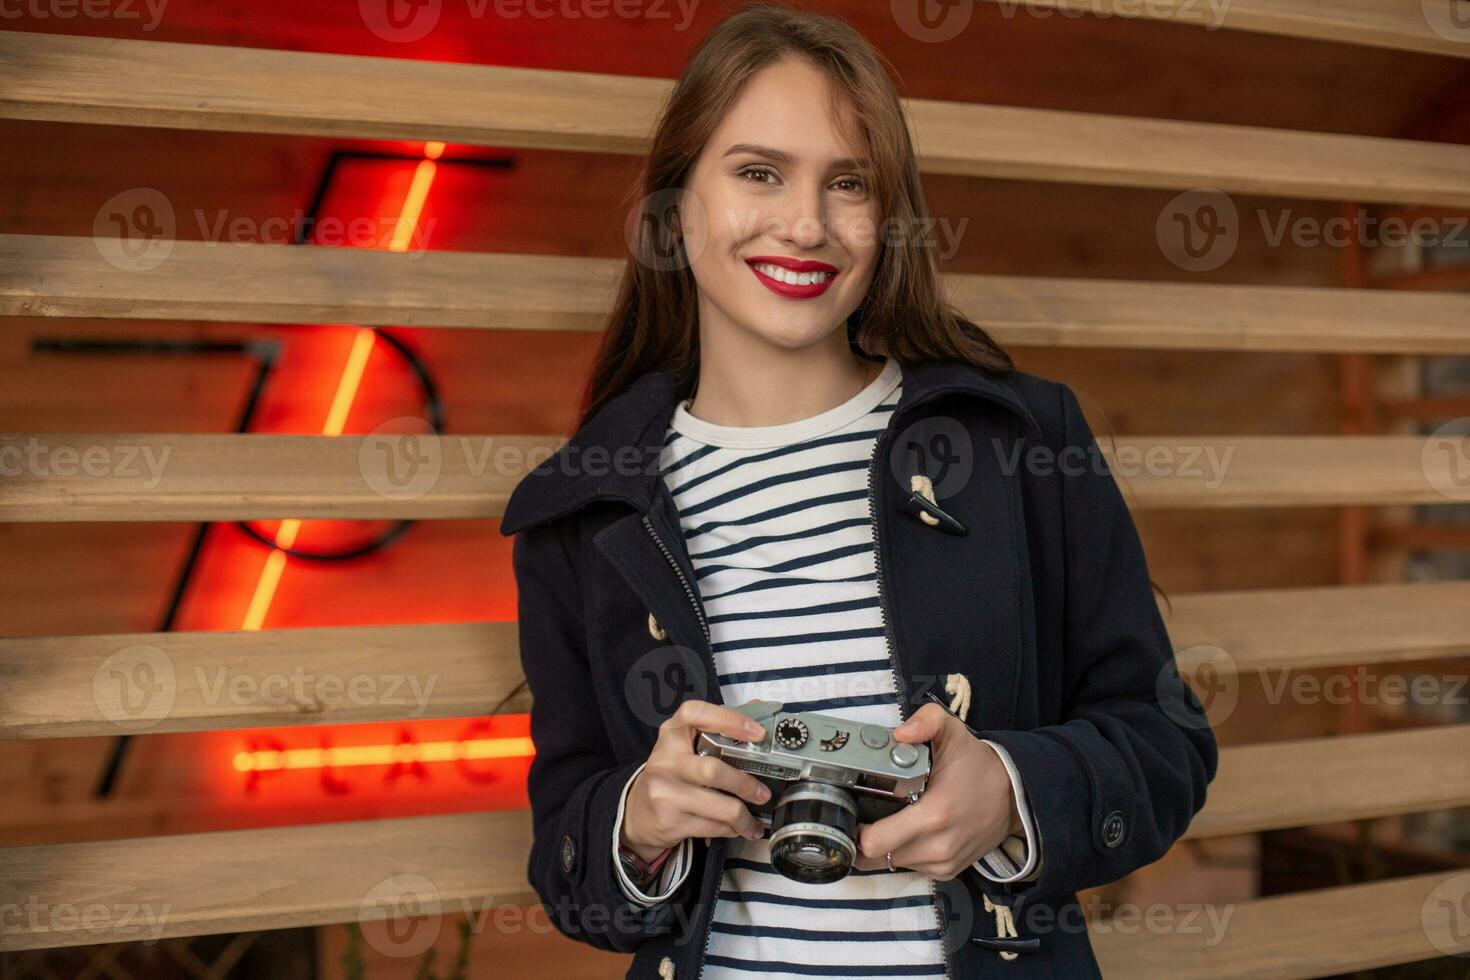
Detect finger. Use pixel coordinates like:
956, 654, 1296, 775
893, 703, 950, 743
682, 786, 765, 839
673, 814, 749, 842
856, 801, 932, 860
676, 753, 773, 807
885, 834, 952, 872
660, 700, 766, 747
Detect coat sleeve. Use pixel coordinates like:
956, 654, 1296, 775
970, 381, 1219, 917
512, 517, 696, 952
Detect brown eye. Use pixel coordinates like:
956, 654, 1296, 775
739, 166, 778, 184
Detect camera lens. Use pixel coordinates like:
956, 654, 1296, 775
768, 781, 858, 884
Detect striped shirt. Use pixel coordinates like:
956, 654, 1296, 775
611, 357, 1039, 977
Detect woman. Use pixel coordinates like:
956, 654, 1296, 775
498, 4, 1218, 978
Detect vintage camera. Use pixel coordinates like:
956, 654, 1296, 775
695, 700, 930, 884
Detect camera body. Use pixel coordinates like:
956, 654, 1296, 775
695, 700, 930, 883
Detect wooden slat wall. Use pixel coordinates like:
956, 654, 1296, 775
1, 12, 1467, 976
8, 234, 1470, 355
4, 34, 1470, 206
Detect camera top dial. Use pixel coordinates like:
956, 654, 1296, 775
773, 717, 809, 750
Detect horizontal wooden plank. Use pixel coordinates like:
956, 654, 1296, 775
1169, 581, 1470, 678
0, 236, 619, 332
4, 33, 1470, 206
2, 433, 1462, 521
0, 622, 529, 740
8, 583, 1469, 738
1100, 435, 1467, 509
1183, 724, 1470, 839
978, 0, 1470, 59
944, 273, 1470, 354
9, 235, 1470, 355
1092, 868, 1470, 978
0, 810, 538, 952
5, 810, 1467, 972
0, 433, 559, 521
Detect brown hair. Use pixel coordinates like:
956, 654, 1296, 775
576, 1, 1014, 429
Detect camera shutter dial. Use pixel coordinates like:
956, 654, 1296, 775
774, 718, 809, 749
889, 743, 920, 768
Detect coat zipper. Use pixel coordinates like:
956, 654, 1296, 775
643, 383, 996, 980
642, 512, 711, 651
641, 505, 719, 980
866, 408, 955, 980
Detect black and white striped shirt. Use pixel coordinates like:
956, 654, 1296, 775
612, 357, 1040, 976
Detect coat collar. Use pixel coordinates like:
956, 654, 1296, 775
498, 357, 1041, 536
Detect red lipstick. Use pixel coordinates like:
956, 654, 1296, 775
745, 255, 839, 300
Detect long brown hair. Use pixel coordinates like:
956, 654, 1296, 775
576, 1, 1014, 429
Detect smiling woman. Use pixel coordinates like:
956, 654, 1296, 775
504, 4, 1218, 980
577, 2, 1017, 432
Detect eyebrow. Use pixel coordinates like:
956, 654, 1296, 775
721, 143, 869, 171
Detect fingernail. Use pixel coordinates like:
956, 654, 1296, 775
756, 786, 771, 802
746, 723, 764, 738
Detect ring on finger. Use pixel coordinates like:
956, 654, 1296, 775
885, 851, 895, 873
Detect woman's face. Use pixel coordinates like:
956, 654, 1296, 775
679, 55, 882, 353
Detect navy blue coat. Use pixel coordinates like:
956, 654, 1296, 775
498, 357, 1219, 979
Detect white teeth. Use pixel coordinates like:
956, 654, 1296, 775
753, 262, 833, 286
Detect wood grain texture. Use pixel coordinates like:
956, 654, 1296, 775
0, 622, 529, 739
1183, 724, 1470, 838
1092, 869, 1470, 977
1101, 435, 1467, 509
0, 433, 561, 521
0, 810, 539, 952
2, 433, 1462, 521
8, 235, 1470, 355
4, 33, 1470, 205
977, 0, 1470, 59
1168, 581, 1470, 677
0, 235, 621, 331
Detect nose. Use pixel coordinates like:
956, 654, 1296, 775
768, 178, 829, 250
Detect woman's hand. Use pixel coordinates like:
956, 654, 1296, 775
620, 699, 774, 863
852, 703, 1021, 877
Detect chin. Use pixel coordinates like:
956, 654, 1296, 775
741, 316, 839, 351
